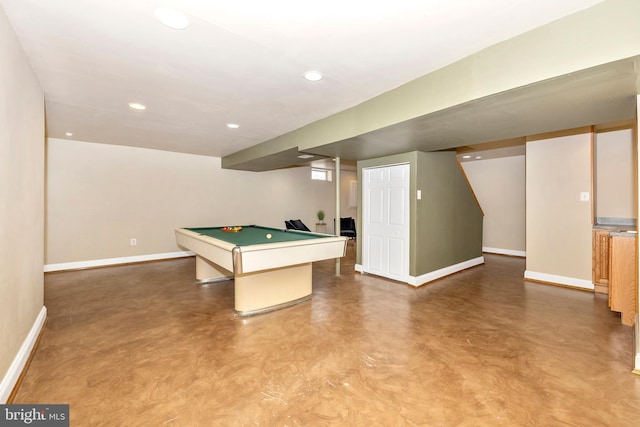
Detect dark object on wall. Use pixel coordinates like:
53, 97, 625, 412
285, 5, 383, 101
285, 219, 311, 231
337, 217, 356, 239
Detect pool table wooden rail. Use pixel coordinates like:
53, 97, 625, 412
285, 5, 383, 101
175, 228, 236, 272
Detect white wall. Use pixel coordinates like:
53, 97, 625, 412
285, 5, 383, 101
338, 170, 358, 226
462, 155, 526, 256
0, 6, 45, 402
46, 138, 352, 267
595, 128, 637, 220
525, 131, 593, 289
635, 95, 640, 373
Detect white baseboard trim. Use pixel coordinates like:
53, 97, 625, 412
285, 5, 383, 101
634, 314, 640, 373
408, 256, 485, 287
524, 270, 594, 290
0, 306, 47, 403
483, 247, 526, 257
44, 251, 194, 272
356, 257, 485, 286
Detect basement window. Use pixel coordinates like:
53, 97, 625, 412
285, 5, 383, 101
311, 168, 332, 181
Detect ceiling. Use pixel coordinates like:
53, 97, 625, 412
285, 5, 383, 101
2, 0, 630, 170
310, 58, 639, 163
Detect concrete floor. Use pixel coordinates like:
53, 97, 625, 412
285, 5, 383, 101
13, 242, 640, 426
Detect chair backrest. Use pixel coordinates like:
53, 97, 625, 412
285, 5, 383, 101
288, 219, 311, 231
340, 217, 355, 230
336, 217, 356, 238
284, 220, 295, 230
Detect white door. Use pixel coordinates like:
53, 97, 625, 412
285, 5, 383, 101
363, 163, 410, 282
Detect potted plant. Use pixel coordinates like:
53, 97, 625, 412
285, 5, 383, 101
317, 210, 325, 224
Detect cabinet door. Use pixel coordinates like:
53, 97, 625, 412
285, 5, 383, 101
609, 235, 637, 326
592, 230, 610, 293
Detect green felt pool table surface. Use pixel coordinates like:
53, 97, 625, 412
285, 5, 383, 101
186, 225, 329, 246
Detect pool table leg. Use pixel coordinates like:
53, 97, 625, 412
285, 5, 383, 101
195, 255, 233, 283
234, 262, 312, 316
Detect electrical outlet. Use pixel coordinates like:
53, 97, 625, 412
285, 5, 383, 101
130, 238, 137, 246
579, 192, 590, 202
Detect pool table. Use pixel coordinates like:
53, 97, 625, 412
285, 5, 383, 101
175, 225, 347, 316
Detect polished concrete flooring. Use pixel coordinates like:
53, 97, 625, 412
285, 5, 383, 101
14, 242, 640, 426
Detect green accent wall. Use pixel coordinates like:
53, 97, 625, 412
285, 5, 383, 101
416, 152, 483, 275
357, 151, 483, 278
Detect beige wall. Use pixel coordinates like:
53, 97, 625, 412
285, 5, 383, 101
595, 128, 637, 220
0, 7, 45, 401
462, 156, 526, 255
338, 170, 358, 223
526, 131, 593, 286
46, 138, 351, 266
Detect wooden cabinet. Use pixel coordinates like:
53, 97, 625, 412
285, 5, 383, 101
609, 234, 638, 326
593, 229, 637, 326
592, 229, 611, 294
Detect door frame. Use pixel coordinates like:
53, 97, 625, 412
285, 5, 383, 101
362, 162, 410, 282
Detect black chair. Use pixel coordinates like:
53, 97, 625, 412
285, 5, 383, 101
336, 217, 357, 239
285, 219, 311, 232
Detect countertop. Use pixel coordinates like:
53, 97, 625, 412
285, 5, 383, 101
593, 217, 637, 237
593, 217, 636, 235
609, 230, 638, 238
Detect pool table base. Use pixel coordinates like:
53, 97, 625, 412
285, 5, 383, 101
195, 255, 233, 283
234, 262, 312, 316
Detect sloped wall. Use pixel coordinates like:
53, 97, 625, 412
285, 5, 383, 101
462, 155, 526, 256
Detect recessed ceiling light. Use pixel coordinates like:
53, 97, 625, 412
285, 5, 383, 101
475, 156, 482, 160
304, 71, 323, 82
297, 154, 314, 159
155, 8, 189, 30
128, 102, 146, 110
462, 155, 472, 159
227, 123, 239, 129
65, 132, 73, 137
